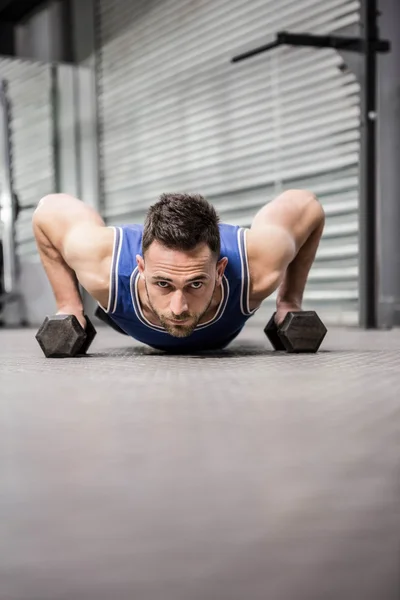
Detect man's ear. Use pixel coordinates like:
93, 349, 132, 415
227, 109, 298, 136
216, 257, 228, 284
136, 254, 145, 278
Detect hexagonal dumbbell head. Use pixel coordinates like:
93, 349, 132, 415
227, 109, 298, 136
78, 315, 97, 354
36, 314, 87, 358
264, 312, 286, 351
279, 311, 327, 353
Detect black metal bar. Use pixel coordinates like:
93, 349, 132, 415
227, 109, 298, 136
361, 0, 378, 328
231, 31, 390, 63
277, 32, 361, 52
231, 39, 282, 63
277, 32, 389, 53
50, 63, 60, 193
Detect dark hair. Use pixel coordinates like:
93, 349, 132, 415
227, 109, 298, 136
142, 193, 221, 258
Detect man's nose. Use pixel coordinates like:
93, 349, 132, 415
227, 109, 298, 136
170, 290, 189, 315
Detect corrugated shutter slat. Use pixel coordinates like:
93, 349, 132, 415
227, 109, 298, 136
0, 58, 54, 258
97, 0, 360, 322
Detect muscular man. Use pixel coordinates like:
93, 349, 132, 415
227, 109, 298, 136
32, 190, 325, 352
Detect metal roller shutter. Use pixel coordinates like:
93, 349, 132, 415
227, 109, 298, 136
0, 57, 55, 261
96, 0, 360, 323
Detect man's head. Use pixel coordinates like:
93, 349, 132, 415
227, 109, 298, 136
136, 193, 228, 337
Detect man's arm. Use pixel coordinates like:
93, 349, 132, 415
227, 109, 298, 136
246, 190, 325, 317
32, 194, 113, 324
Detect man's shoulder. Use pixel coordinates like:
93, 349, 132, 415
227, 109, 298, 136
117, 223, 143, 232
218, 223, 241, 253
63, 223, 115, 264
114, 223, 144, 248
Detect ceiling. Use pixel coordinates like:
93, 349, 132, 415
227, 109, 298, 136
0, 0, 48, 23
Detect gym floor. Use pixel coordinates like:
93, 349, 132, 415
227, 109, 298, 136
1, 322, 399, 600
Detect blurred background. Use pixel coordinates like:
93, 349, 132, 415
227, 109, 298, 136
0, 0, 398, 331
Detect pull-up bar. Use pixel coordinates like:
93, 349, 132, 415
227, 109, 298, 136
231, 31, 390, 63
231, 10, 391, 329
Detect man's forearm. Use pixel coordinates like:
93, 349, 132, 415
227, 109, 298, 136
277, 203, 325, 306
33, 215, 84, 313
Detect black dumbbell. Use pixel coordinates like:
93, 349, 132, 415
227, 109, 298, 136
36, 314, 97, 358
264, 310, 327, 353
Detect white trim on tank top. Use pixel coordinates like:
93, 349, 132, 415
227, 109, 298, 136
106, 226, 123, 314
238, 227, 259, 316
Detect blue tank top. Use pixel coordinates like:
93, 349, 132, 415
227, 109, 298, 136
100, 223, 259, 351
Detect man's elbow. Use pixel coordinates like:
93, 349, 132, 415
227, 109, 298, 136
33, 195, 62, 224
303, 194, 325, 244
309, 194, 325, 229
33, 195, 76, 240
288, 189, 325, 227
35, 193, 76, 213
304, 190, 324, 214
284, 190, 325, 247
282, 188, 320, 208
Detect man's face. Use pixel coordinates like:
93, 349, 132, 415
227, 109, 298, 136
136, 241, 227, 337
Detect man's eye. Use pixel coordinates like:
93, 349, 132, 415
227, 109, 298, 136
156, 281, 203, 290
156, 282, 170, 289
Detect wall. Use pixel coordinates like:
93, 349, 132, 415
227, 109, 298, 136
2, 0, 400, 329
1, 0, 100, 326
377, 0, 400, 327
1, 1, 68, 326
94, 0, 361, 326
0, 57, 56, 326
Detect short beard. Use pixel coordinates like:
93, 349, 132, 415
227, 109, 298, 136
145, 280, 215, 338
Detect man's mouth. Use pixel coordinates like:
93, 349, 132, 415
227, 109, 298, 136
170, 318, 190, 324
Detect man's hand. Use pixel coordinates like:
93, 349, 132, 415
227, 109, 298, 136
275, 301, 302, 326
56, 307, 86, 330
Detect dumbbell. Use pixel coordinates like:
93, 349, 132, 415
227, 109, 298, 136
36, 314, 97, 358
264, 310, 327, 353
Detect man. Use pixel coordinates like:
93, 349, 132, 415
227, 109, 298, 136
32, 190, 325, 352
